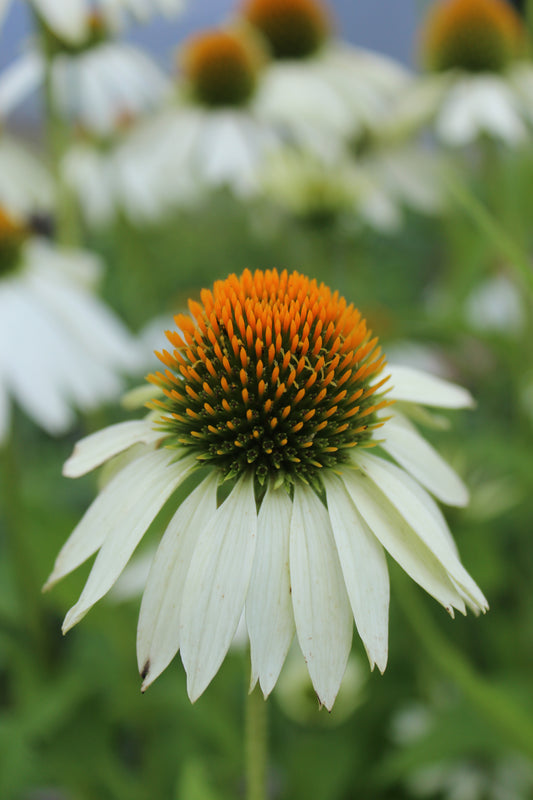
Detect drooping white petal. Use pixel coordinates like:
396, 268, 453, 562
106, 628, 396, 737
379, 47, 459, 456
180, 472, 257, 702
355, 453, 487, 611
290, 484, 353, 711
381, 412, 469, 507
387, 364, 474, 408
33, 0, 88, 44
246, 482, 294, 698
0, 52, 43, 116
63, 419, 161, 477
46, 448, 191, 591
61, 451, 196, 631
323, 472, 389, 673
137, 472, 219, 690
341, 468, 467, 613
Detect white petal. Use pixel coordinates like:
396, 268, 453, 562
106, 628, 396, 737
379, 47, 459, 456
387, 365, 474, 408
137, 472, 219, 690
61, 451, 195, 630
0, 52, 43, 116
381, 412, 469, 506
33, 0, 87, 43
355, 453, 486, 610
180, 472, 257, 702
323, 472, 389, 673
46, 448, 191, 590
64, 419, 161, 477
290, 484, 353, 711
246, 483, 294, 698
341, 468, 467, 613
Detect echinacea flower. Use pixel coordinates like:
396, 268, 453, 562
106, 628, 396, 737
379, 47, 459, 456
116, 27, 284, 208
0, 0, 184, 45
0, 207, 143, 441
0, 11, 170, 137
47, 269, 487, 709
242, 0, 411, 157
409, 0, 532, 146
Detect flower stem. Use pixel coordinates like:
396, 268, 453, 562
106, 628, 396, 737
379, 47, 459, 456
0, 433, 47, 659
397, 576, 533, 761
245, 685, 268, 800
38, 21, 82, 247
442, 168, 533, 297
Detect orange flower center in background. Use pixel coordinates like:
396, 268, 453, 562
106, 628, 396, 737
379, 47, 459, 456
0, 208, 28, 278
148, 269, 390, 488
421, 0, 526, 73
242, 0, 331, 59
181, 29, 264, 107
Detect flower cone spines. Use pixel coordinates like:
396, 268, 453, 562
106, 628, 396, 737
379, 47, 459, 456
181, 28, 264, 107
421, 0, 526, 73
148, 268, 391, 489
242, 0, 331, 59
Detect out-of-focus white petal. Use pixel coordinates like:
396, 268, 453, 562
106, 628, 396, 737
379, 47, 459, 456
387, 364, 474, 408
63, 419, 161, 477
323, 472, 389, 673
290, 483, 353, 711
246, 482, 294, 698
0, 51, 43, 116
180, 472, 257, 702
381, 412, 469, 506
436, 76, 526, 146
33, 0, 88, 44
138, 472, 219, 690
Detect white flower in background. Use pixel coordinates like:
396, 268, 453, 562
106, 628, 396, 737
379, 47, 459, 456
0, 0, 184, 44
61, 134, 176, 228
0, 207, 144, 442
391, 699, 533, 800
0, 12, 170, 136
258, 144, 444, 233
116, 26, 284, 209
0, 134, 53, 217
47, 269, 486, 710
413, 0, 532, 146
464, 273, 526, 336
241, 0, 411, 158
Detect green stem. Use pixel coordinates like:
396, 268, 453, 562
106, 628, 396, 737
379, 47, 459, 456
245, 685, 268, 800
0, 433, 47, 659
397, 576, 533, 761
39, 23, 82, 247
442, 169, 533, 297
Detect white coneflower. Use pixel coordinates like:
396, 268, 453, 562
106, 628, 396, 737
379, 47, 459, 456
241, 0, 411, 157
0, 207, 143, 442
0, 11, 171, 137
116, 26, 283, 208
258, 144, 444, 233
0, 0, 184, 45
47, 269, 487, 710
411, 0, 531, 146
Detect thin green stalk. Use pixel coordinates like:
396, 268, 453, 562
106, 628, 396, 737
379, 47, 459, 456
245, 685, 268, 800
39, 22, 82, 247
0, 433, 47, 660
442, 169, 533, 297
397, 576, 533, 761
